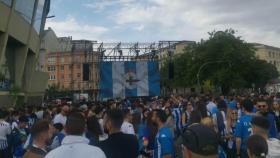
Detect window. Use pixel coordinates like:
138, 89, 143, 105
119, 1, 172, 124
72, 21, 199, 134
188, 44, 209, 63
1, 0, 12, 6
33, 0, 45, 33
77, 83, 80, 89
77, 73, 81, 78
60, 66, 64, 71
61, 75, 64, 80
69, 65, 72, 69
49, 75, 56, 80
68, 74, 72, 79
47, 66, 56, 72
60, 57, 65, 63
77, 64, 81, 69
15, 0, 36, 23
269, 52, 271, 57
48, 57, 56, 64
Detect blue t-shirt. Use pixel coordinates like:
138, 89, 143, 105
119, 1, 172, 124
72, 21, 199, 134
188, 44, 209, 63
235, 115, 253, 150
153, 127, 174, 158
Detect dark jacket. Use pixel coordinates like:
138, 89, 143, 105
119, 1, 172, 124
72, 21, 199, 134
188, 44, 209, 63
98, 132, 139, 158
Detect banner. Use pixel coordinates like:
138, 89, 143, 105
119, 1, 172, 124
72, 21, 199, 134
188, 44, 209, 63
100, 61, 160, 98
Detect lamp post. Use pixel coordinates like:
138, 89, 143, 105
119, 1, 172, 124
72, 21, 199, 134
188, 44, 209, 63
196, 60, 230, 93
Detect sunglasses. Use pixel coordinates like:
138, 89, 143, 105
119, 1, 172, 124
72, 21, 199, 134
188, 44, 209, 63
257, 105, 267, 108
231, 112, 238, 115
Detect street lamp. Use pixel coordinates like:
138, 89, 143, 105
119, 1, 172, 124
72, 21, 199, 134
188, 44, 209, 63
196, 60, 230, 93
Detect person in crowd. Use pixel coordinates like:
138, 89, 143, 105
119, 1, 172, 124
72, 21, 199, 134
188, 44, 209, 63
23, 120, 52, 158
26, 107, 37, 128
139, 111, 157, 158
196, 100, 211, 118
251, 116, 280, 158
53, 105, 69, 126
152, 109, 174, 158
121, 109, 135, 135
207, 96, 217, 114
86, 116, 103, 146
188, 110, 202, 126
181, 124, 219, 158
50, 123, 65, 150
182, 101, 193, 127
271, 101, 280, 133
51, 106, 58, 119
247, 135, 268, 158
164, 108, 175, 137
225, 107, 238, 158
201, 117, 215, 129
140, 137, 152, 158
218, 95, 228, 111
11, 115, 30, 158
11, 111, 20, 130
45, 112, 106, 158
235, 99, 254, 158
255, 99, 278, 138
35, 107, 44, 120
236, 101, 243, 119
94, 106, 107, 140
172, 101, 182, 138
42, 110, 52, 122
0, 110, 12, 158
98, 109, 139, 158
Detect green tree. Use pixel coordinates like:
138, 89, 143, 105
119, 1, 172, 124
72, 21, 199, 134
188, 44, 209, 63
161, 29, 279, 94
9, 85, 21, 107
46, 84, 60, 99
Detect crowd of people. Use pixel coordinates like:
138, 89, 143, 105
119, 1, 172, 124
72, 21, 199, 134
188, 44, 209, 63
0, 93, 280, 158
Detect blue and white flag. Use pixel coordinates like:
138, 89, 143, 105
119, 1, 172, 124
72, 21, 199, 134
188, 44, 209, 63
100, 61, 160, 98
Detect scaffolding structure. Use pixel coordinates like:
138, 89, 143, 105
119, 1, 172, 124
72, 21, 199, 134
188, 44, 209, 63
93, 41, 186, 61
67, 41, 186, 100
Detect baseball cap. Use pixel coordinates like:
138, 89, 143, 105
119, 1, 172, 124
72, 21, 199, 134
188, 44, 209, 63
181, 124, 219, 156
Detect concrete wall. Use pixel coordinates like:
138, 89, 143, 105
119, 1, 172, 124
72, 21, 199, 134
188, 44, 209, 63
0, 0, 50, 106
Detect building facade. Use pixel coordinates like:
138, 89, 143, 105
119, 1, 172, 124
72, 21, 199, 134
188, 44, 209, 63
253, 43, 280, 72
42, 39, 100, 99
0, 0, 50, 106
158, 41, 195, 68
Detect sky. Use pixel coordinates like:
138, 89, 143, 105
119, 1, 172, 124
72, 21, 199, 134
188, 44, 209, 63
45, 0, 280, 47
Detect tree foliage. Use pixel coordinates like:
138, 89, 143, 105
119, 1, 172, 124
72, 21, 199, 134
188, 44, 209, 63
161, 29, 279, 94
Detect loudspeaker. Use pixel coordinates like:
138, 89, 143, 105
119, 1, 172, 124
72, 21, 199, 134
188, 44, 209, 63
83, 64, 89, 81
168, 62, 174, 79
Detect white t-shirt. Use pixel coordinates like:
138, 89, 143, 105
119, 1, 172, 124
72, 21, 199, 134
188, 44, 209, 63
12, 121, 18, 130
0, 121, 11, 150
53, 114, 67, 126
0, 121, 11, 140
121, 121, 135, 135
45, 136, 106, 158
267, 138, 280, 158
206, 101, 217, 113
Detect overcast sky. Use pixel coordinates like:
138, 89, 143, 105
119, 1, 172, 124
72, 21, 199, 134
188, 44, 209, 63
45, 0, 280, 47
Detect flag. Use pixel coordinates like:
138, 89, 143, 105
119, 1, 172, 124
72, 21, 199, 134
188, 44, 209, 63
100, 61, 160, 98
